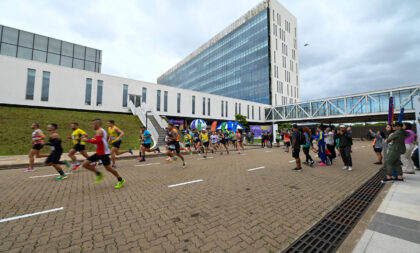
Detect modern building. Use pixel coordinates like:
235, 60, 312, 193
0, 25, 102, 73
157, 0, 299, 106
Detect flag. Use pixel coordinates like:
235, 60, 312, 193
398, 107, 405, 123
388, 97, 394, 125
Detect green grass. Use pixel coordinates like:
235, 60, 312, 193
0, 105, 143, 156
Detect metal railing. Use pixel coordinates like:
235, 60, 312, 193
128, 100, 159, 149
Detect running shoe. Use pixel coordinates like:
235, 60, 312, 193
56, 174, 68, 181
24, 168, 35, 172
71, 164, 81, 171
292, 167, 302, 171
318, 162, 327, 166
173, 156, 178, 163
182, 162, 187, 169
136, 156, 143, 160
128, 149, 133, 155
342, 166, 348, 170
203, 155, 207, 159
165, 157, 172, 162
112, 164, 117, 169
347, 167, 353, 171
310, 161, 315, 166
114, 179, 125, 189
92, 162, 98, 168
63, 160, 71, 168
139, 159, 146, 162
94, 173, 104, 184
155, 147, 161, 153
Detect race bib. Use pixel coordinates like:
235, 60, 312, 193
51, 146, 55, 151
169, 145, 176, 149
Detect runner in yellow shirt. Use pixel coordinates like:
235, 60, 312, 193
200, 130, 210, 158
107, 120, 133, 168
67, 123, 89, 171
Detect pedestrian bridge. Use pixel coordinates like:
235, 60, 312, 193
265, 85, 420, 123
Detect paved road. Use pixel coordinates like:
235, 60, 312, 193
0, 143, 379, 252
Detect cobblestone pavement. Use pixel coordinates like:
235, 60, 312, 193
0, 142, 379, 252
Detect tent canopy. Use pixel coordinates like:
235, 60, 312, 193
216, 121, 243, 131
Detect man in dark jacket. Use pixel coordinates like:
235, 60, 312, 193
291, 124, 302, 171
338, 125, 353, 171
383, 122, 410, 182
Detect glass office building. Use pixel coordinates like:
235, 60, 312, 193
0, 25, 101, 72
158, 9, 270, 104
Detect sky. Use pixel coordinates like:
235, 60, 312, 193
1, 0, 419, 101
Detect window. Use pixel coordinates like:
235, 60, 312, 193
225, 101, 228, 117
177, 93, 181, 113
61, 41, 73, 57
47, 53, 60, 65
2, 27, 18, 44
17, 47, 32, 60
142, 87, 147, 103
235, 102, 238, 115
74, 45, 85, 59
252, 106, 254, 120
25, 69, 36, 100
34, 34, 48, 51
41, 71, 50, 101
164, 91, 168, 112
207, 98, 211, 115
48, 38, 61, 54
247, 105, 250, 119
239, 103, 241, 115
221, 100, 224, 117
259, 107, 261, 120
0, 43, 16, 57
122, 84, 128, 107
192, 95, 196, 114
97, 80, 103, 106
156, 90, 161, 111
85, 79, 92, 105
33, 50, 46, 62
202, 97, 206, 115
19, 31, 34, 48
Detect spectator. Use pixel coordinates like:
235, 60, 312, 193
312, 126, 326, 166
250, 131, 254, 144
338, 125, 353, 171
302, 127, 314, 166
369, 129, 385, 165
325, 127, 336, 160
383, 122, 409, 182
283, 129, 291, 153
402, 122, 416, 174
276, 130, 281, 147
291, 124, 302, 171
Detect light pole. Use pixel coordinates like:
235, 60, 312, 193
145, 111, 152, 129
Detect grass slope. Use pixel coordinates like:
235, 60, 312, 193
0, 106, 142, 156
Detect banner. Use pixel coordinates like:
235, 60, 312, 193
250, 125, 273, 138
414, 96, 420, 167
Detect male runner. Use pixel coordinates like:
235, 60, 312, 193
184, 130, 192, 155
165, 123, 187, 168
138, 126, 160, 162
219, 130, 230, 155
44, 123, 70, 180
200, 130, 210, 158
25, 123, 48, 172
192, 129, 201, 154
82, 119, 125, 189
67, 122, 89, 170
107, 120, 133, 168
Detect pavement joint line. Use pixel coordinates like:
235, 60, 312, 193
197, 157, 214, 160
0, 207, 64, 223
168, 179, 203, 188
247, 166, 265, 171
135, 163, 160, 167
30, 173, 73, 178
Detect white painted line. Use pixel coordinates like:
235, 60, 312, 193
289, 160, 296, 163
361, 146, 366, 148
248, 166, 265, 171
265, 151, 273, 153
197, 157, 214, 160
30, 173, 72, 178
0, 207, 64, 223
135, 162, 160, 167
168, 179, 203, 188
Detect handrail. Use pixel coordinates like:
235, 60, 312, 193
128, 101, 159, 149
140, 102, 168, 129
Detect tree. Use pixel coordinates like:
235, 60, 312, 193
235, 114, 249, 129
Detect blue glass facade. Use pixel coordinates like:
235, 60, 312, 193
158, 9, 270, 104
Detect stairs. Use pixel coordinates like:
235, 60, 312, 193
147, 116, 167, 146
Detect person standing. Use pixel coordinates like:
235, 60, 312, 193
383, 122, 409, 182
401, 122, 416, 174
302, 127, 314, 166
313, 126, 327, 166
338, 125, 353, 171
82, 119, 125, 189
25, 123, 48, 172
107, 120, 133, 168
276, 130, 281, 147
283, 130, 291, 153
67, 123, 89, 170
325, 127, 336, 160
369, 129, 385, 165
44, 124, 70, 180
291, 124, 302, 170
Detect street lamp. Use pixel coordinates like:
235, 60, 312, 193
145, 111, 152, 129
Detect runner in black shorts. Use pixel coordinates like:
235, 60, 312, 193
44, 124, 70, 180
219, 130, 229, 155
165, 123, 186, 168
67, 123, 90, 171
25, 123, 49, 172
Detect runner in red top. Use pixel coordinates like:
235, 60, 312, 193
82, 119, 125, 189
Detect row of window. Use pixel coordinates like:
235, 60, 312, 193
191, 96, 211, 116
25, 69, 50, 101
285, 20, 291, 33
281, 42, 288, 56
292, 49, 296, 61
273, 11, 282, 27
285, 70, 291, 83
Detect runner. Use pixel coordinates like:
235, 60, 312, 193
219, 130, 230, 155
235, 130, 243, 154
67, 122, 89, 171
192, 129, 201, 154
82, 119, 125, 189
184, 130, 192, 155
165, 123, 187, 168
138, 126, 160, 162
276, 130, 282, 147
283, 129, 291, 152
25, 123, 48, 172
107, 120, 133, 168
200, 130, 210, 158
210, 131, 219, 153
44, 123, 70, 180
230, 130, 237, 149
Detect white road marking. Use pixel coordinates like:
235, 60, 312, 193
197, 157, 214, 160
289, 160, 296, 163
135, 163, 160, 167
30, 173, 73, 178
361, 146, 366, 148
265, 151, 273, 153
247, 166, 265, 171
168, 179, 203, 188
0, 207, 64, 223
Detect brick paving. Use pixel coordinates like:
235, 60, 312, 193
0, 142, 379, 252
